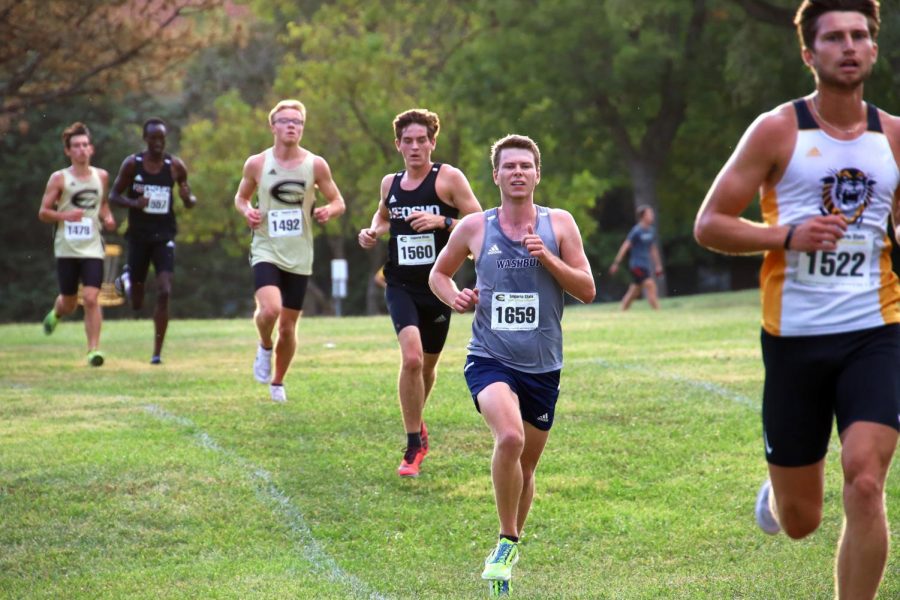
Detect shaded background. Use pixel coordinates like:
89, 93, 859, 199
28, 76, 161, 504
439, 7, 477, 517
3, 0, 900, 321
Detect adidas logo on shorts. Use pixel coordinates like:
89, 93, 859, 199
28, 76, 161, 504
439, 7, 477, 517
537, 413, 549, 422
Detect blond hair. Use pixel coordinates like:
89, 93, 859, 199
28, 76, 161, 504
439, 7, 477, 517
268, 99, 307, 124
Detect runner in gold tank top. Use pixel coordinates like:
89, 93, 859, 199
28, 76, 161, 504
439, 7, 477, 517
234, 99, 346, 403
38, 122, 116, 366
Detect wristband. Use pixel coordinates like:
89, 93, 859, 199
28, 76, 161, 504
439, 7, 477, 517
783, 224, 797, 250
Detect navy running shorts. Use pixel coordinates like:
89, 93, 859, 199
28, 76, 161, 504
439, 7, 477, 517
761, 324, 900, 467
630, 266, 650, 285
463, 354, 561, 431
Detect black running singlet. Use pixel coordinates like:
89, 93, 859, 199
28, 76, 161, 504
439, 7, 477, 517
383, 163, 459, 289
125, 153, 177, 242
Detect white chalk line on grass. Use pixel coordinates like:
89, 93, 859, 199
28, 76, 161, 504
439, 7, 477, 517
573, 357, 759, 411
143, 404, 390, 600
576, 357, 843, 453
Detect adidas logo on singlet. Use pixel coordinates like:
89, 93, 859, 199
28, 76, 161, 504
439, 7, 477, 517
807, 147, 822, 158
433, 314, 447, 324
487, 244, 502, 255
269, 168, 277, 175
388, 195, 398, 204
134, 174, 143, 182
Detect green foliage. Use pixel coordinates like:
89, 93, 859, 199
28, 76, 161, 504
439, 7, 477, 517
179, 91, 272, 255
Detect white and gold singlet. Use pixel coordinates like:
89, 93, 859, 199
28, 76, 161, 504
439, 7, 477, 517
760, 100, 900, 336
53, 167, 105, 259
249, 148, 317, 275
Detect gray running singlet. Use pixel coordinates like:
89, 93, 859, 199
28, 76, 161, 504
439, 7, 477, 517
467, 206, 565, 373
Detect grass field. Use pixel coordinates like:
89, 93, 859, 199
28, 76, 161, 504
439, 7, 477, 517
2, 290, 899, 599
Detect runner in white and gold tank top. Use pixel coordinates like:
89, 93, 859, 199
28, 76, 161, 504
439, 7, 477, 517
696, 4, 900, 597
234, 99, 346, 403
250, 148, 317, 275
38, 122, 116, 367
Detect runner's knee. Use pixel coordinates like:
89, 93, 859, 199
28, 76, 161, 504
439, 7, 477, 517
778, 499, 822, 539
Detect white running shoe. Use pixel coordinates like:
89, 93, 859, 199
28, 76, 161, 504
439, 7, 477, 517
270, 383, 287, 403
755, 480, 781, 535
253, 345, 272, 383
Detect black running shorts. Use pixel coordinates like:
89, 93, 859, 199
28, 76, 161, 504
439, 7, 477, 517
253, 262, 309, 311
56, 257, 103, 296
385, 283, 452, 354
128, 239, 175, 283
761, 324, 900, 467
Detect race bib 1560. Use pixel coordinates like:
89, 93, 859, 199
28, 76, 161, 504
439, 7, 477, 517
397, 233, 436, 266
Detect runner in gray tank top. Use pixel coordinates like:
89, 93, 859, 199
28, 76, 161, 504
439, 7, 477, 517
467, 205, 564, 373
430, 134, 594, 593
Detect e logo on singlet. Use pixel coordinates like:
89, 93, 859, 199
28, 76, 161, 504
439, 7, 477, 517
72, 189, 100, 209
821, 168, 875, 224
270, 180, 307, 205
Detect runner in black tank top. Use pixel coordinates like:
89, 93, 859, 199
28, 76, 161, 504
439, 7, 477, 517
124, 152, 177, 243
109, 118, 197, 365
383, 163, 458, 289
358, 109, 482, 478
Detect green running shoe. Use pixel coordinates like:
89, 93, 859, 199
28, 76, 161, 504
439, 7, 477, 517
43, 309, 58, 335
481, 538, 519, 581
87, 350, 105, 367
488, 578, 511, 597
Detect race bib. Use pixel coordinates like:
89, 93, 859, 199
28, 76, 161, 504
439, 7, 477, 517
795, 231, 872, 289
64, 217, 93, 241
143, 185, 171, 214
397, 233, 436, 266
268, 208, 303, 237
491, 292, 539, 331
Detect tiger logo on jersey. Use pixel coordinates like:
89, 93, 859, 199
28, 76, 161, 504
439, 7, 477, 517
270, 180, 307, 205
820, 168, 875, 224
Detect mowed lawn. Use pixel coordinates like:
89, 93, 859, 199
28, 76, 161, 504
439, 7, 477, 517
2, 290, 899, 599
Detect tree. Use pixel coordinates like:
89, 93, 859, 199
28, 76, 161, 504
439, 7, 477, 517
0, 0, 228, 131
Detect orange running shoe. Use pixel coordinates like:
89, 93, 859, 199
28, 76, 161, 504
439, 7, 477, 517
420, 421, 429, 457
397, 445, 426, 477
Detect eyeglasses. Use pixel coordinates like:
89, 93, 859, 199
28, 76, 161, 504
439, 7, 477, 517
274, 118, 303, 126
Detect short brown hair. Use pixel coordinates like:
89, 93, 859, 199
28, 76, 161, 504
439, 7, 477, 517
393, 109, 440, 141
794, 0, 880, 50
490, 134, 541, 171
62, 122, 91, 148
269, 99, 306, 124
